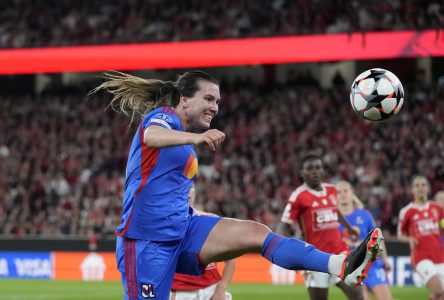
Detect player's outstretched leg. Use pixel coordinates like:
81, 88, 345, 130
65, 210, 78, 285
339, 228, 384, 286
198, 218, 383, 287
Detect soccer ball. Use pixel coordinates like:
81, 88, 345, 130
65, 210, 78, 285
350, 68, 404, 122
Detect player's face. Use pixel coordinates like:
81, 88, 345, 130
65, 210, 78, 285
412, 177, 429, 199
185, 80, 221, 131
336, 183, 352, 206
301, 159, 323, 188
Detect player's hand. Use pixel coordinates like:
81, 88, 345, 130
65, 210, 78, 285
194, 129, 225, 151
409, 237, 418, 250
347, 226, 360, 239
382, 259, 392, 272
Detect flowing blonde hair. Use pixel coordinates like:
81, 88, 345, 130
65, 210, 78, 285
89, 70, 219, 125
89, 72, 178, 124
336, 180, 364, 209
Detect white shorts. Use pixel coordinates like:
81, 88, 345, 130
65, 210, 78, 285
304, 271, 341, 288
416, 260, 444, 286
170, 284, 232, 300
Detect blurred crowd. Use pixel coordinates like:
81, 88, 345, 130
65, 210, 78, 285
1, 0, 443, 48
0, 73, 443, 238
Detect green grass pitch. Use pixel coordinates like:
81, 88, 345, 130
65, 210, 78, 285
0, 280, 428, 300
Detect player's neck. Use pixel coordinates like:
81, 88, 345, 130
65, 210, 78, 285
175, 105, 189, 131
340, 204, 353, 215
306, 183, 322, 191
414, 198, 428, 207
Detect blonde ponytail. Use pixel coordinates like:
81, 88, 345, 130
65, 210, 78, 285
89, 71, 178, 124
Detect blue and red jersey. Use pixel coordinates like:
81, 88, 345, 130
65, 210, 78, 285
115, 107, 198, 240
339, 208, 375, 244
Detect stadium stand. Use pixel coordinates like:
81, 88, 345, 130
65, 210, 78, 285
1, 73, 443, 237
0, 0, 443, 48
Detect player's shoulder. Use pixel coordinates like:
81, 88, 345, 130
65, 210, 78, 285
356, 208, 373, 219
429, 201, 441, 209
399, 202, 415, 218
322, 183, 337, 192
143, 107, 178, 128
147, 106, 176, 117
288, 184, 309, 203
428, 201, 444, 212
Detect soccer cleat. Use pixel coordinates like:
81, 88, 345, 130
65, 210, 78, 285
339, 228, 384, 286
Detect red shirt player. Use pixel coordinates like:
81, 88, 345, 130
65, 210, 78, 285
170, 260, 235, 300
398, 175, 444, 300
276, 154, 363, 300
170, 185, 235, 300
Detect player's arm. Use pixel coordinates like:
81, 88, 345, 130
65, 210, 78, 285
397, 212, 417, 247
380, 239, 392, 271
144, 125, 225, 151
338, 210, 359, 238
276, 202, 298, 237
212, 259, 236, 300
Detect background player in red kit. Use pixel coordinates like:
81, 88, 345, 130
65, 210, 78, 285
170, 186, 235, 300
398, 176, 444, 300
277, 154, 364, 300
171, 260, 235, 300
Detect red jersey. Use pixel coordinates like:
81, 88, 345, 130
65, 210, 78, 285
398, 201, 444, 266
281, 183, 347, 254
172, 263, 221, 290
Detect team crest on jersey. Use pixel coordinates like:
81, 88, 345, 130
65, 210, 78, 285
141, 283, 156, 298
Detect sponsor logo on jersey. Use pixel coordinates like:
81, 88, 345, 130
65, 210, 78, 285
312, 208, 339, 230
415, 219, 439, 235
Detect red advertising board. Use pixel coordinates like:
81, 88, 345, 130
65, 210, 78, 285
52, 252, 303, 283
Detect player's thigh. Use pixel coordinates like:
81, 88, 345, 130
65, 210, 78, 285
176, 215, 221, 275
364, 263, 390, 293
307, 287, 329, 300
116, 237, 181, 300
199, 217, 271, 264
416, 259, 441, 287
336, 281, 364, 300
372, 285, 393, 300
437, 263, 444, 287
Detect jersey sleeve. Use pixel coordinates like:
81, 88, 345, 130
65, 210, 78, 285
398, 206, 409, 236
142, 109, 180, 131
281, 191, 301, 225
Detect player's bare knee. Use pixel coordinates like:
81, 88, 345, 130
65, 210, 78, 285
238, 220, 271, 248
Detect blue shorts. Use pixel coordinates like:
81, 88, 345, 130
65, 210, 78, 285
363, 258, 390, 290
116, 215, 221, 300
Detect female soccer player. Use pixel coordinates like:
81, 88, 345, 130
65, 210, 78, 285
398, 176, 444, 300
276, 155, 364, 300
337, 181, 393, 300
92, 70, 383, 300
